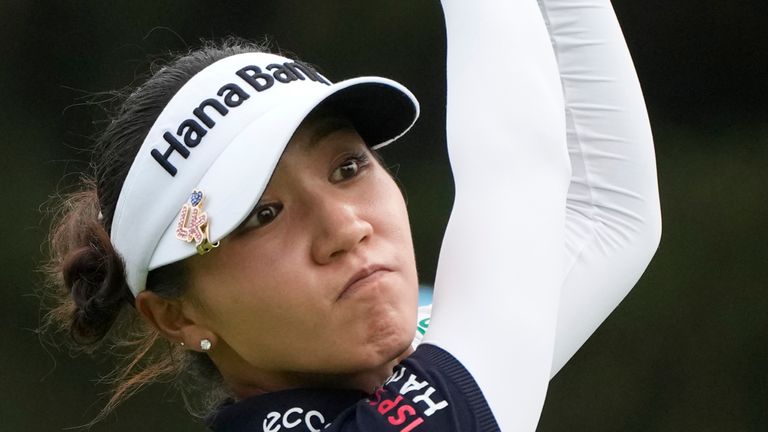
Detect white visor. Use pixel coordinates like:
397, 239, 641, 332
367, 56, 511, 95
110, 52, 419, 296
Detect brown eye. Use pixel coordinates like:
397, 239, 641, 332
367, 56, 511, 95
333, 160, 359, 182
245, 203, 282, 229
330, 153, 369, 183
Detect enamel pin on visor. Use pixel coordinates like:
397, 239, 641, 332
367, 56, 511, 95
175, 189, 219, 255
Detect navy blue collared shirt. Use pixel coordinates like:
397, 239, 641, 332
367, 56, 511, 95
206, 344, 499, 431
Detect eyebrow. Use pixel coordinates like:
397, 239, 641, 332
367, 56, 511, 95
304, 116, 357, 150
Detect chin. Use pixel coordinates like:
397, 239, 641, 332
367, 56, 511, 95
357, 306, 414, 367
344, 274, 418, 371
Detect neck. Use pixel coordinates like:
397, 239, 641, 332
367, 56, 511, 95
220, 345, 415, 400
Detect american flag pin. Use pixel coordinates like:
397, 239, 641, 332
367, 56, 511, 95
175, 189, 219, 255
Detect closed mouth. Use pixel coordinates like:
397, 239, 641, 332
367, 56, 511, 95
338, 265, 391, 300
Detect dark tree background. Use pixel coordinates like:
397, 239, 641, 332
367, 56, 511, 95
1, 1, 765, 431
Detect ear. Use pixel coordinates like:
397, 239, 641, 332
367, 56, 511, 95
135, 291, 212, 350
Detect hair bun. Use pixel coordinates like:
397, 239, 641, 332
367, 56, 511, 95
50, 184, 132, 346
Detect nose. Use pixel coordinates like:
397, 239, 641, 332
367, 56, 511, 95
310, 198, 373, 265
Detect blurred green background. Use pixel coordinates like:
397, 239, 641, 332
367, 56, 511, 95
2, 0, 765, 430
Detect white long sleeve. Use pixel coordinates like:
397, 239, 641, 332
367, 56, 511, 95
537, 0, 662, 375
423, 0, 570, 430
418, 0, 662, 378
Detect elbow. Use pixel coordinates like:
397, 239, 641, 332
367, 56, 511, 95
633, 192, 662, 263
620, 178, 663, 260
600, 190, 662, 262
646, 200, 663, 259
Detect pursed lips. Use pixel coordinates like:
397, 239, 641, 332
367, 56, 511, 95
338, 265, 391, 300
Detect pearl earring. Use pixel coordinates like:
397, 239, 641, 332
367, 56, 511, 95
200, 339, 212, 351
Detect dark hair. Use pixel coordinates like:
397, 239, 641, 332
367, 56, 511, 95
42, 38, 272, 423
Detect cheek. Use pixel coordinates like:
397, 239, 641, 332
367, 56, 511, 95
369, 173, 412, 238
188, 244, 314, 336
366, 173, 420, 322
189, 240, 341, 358
379, 183, 417, 280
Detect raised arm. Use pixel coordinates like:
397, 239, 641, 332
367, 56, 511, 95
537, 0, 663, 375
423, 0, 570, 429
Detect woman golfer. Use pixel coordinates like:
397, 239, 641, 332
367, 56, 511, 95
44, 0, 661, 430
